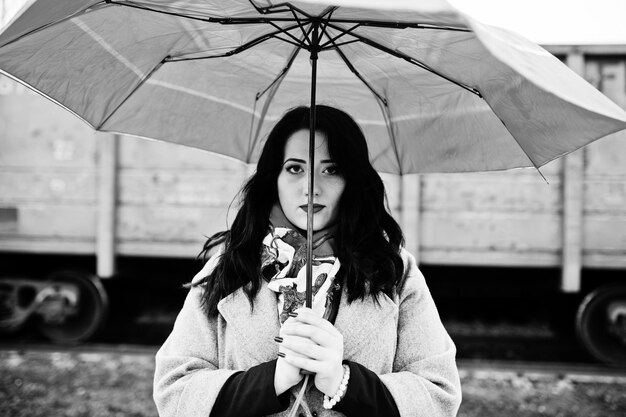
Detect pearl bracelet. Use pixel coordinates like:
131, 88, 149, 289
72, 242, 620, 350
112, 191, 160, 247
323, 364, 350, 410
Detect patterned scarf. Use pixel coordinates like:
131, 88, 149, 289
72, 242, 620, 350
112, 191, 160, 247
262, 205, 342, 324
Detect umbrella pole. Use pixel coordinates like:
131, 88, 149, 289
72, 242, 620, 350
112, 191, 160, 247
305, 23, 320, 309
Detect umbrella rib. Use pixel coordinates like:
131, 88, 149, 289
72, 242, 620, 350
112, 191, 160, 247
320, 25, 404, 172
321, 39, 360, 50
379, 103, 403, 174
108, 0, 304, 24
249, 0, 339, 26
289, 8, 312, 45
335, 48, 404, 171
320, 18, 470, 32
248, 2, 295, 15
95, 56, 167, 130
248, 0, 315, 19
479, 95, 542, 170
319, 23, 360, 49
325, 22, 482, 98
283, 5, 337, 48
267, 20, 307, 46
261, 5, 332, 48
330, 44, 387, 106
0, 69, 96, 131
247, 45, 304, 162
272, 35, 308, 49
319, 7, 339, 35
256, 28, 314, 100
248, 0, 324, 47
166, 23, 306, 61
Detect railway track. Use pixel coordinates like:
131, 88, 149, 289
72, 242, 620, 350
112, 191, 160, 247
458, 359, 626, 383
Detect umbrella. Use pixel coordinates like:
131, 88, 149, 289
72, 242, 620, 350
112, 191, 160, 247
1, 0, 626, 306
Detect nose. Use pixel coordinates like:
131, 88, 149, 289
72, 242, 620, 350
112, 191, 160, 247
304, 169, 321, 197
304, 185, 321, 197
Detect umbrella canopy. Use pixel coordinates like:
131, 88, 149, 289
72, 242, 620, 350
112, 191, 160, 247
1, 0, 625, 175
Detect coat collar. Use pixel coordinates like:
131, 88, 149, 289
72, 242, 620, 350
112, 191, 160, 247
217, 280, 399, 363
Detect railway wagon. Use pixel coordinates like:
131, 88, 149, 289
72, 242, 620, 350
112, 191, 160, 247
1, 45, 625, 365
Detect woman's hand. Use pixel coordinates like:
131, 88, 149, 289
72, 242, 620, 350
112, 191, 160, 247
278, 308, 345, 397
274, 316, 304, 395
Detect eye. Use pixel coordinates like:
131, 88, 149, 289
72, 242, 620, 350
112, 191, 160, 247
323, 164, 340, 176
285, 164, 304, 174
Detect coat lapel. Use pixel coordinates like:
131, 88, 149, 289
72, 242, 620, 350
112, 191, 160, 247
217, 282, 281, 364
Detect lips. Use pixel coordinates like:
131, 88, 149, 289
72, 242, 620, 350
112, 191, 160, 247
299, 204, 325, 213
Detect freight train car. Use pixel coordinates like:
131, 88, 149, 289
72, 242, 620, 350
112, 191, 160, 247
0, 45, 625, 364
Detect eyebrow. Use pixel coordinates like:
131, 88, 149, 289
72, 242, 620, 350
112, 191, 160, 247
283, 158, 305, 165
283, 158, 335, 164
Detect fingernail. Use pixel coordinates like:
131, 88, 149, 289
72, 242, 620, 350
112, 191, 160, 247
288, 312, 298, 317
277, 352, 286, 358
274, 336, 283, 343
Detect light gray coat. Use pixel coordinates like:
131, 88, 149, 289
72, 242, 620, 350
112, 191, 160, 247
153, 250, 461, 417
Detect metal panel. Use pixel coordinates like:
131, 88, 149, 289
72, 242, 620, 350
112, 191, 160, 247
581, 56, 626, 272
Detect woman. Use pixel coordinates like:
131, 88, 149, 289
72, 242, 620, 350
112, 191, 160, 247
153, 106, 461, 417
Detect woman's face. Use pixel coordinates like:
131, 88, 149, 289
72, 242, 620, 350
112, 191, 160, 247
277, 129, 346, 231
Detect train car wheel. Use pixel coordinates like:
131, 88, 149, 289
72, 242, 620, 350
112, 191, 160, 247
576, 284, 626, 365
36, 270, 109, 343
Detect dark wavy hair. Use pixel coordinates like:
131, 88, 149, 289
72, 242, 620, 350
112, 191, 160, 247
197, 105, 405, 316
